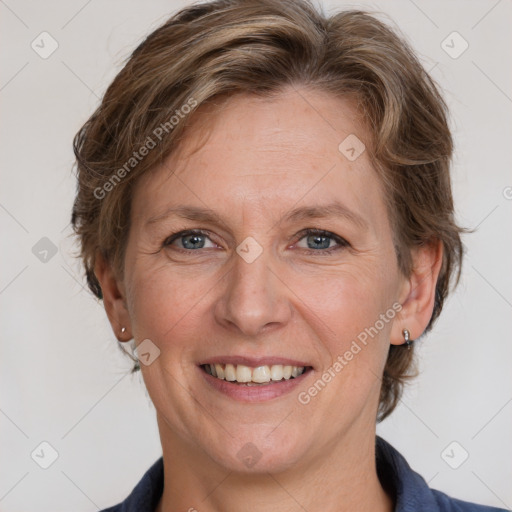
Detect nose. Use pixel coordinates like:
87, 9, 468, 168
214, 248, 292, 338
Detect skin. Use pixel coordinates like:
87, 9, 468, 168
96, 86, 442, 512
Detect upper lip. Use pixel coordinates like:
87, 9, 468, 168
198, 355, 313, 368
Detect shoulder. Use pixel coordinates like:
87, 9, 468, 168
98, 456, 164, 512
376, 436, 508, 512
431, 489, 507, 512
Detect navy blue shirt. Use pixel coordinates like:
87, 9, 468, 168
100, 437, 507, 511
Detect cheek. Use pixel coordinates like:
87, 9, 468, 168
288, 266, 398, 426
127, 261, 215, 349
293, 261, 397, 346
126, 243, 399, 368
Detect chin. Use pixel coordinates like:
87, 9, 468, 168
205, 428, 309, 474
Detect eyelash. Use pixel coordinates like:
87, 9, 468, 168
162, 228, 349, 255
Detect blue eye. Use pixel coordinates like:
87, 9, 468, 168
295, 229, 349, 254
163, 228, 349, 255
164, 230, 216, 250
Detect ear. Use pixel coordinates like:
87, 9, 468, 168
390, 239, 443, 345
94, 252, 132, 342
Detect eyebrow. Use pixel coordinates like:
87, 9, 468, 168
145, 202, 368, 231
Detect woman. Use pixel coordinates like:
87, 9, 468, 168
71, 0, 506, 510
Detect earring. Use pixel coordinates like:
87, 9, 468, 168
120, 327, 127, 336
402, 328, 412, 349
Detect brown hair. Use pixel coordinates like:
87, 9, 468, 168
71, 0, 466, 421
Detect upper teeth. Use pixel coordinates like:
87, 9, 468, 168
204, 363, 306, 383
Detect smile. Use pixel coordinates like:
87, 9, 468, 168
200, 363, 312, 385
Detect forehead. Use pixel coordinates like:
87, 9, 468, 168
171, 87, 369, 173
131, 87, 386, 231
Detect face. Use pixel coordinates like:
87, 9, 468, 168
119, 87, 410, 473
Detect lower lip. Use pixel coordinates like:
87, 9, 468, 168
198, 366, 313, 402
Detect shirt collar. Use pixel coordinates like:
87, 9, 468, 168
376, 435, 440, 511
109, 436, 447, 512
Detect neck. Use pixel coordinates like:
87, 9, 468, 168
155, 418, 394, 512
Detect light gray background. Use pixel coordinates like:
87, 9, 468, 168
1, 0, 511, 510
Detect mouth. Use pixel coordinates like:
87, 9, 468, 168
199, 363, 314, 386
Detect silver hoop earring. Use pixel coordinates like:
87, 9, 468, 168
402, 329, 412, 349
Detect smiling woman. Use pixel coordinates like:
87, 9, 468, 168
70, 1, 504, 511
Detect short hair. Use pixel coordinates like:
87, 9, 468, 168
71, 0, 466, 421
